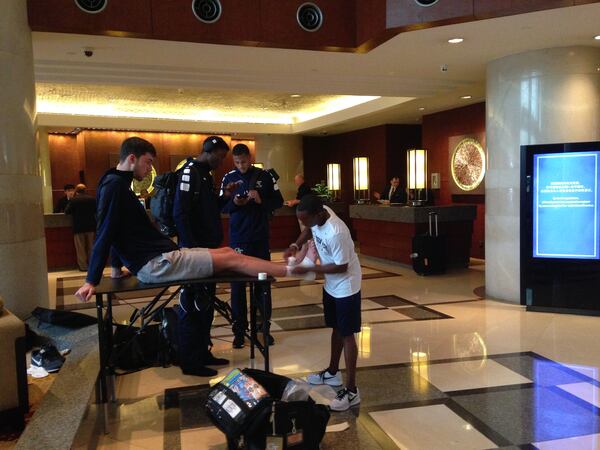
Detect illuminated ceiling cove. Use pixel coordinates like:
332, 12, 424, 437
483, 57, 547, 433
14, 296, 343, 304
36, 83, 379, 125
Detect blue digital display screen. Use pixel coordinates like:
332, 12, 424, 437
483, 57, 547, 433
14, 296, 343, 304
533, 151, 600, 259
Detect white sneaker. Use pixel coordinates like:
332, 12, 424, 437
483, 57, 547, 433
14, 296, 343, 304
306, 369, 343, 386
329, 387, 361, 411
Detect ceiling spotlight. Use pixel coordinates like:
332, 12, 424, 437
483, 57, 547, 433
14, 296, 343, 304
448, 38, 464, 44
594, 35, 600, 40
460, 95, 472, 99
290, 94, 301, 98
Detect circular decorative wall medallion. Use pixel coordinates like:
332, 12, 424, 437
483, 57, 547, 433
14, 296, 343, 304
414, 0, 440, 6
451, 138, 486, 191
297, 3, 324, 32
74, 0, 108, 14
192, 0, 222, 24
131, 166, 157, 196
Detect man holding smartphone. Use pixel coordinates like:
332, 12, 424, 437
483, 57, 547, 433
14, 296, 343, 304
220, 144, 283, 348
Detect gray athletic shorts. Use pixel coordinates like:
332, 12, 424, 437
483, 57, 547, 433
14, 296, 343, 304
136, 248, 213, 284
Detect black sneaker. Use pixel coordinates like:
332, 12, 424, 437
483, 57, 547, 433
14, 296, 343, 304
204, 352, 229, 366
233, 334, 245, 349
31, 345, 65, 373
181, 364, 218, 377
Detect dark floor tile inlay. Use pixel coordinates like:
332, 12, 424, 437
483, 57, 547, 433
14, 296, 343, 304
453, 386, 600, 445
492, 354, 591, 387
270, 304, 323, 319
274, 315, 326, 331
369, 295, 415, 308
395, 306, 444, 320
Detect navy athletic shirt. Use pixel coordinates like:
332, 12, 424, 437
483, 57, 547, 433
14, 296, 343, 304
86, 168, 177, 285
220, 166, 283, 244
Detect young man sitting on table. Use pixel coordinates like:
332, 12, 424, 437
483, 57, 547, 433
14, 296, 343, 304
75, 137, 314, 349
284, 194, 363, 411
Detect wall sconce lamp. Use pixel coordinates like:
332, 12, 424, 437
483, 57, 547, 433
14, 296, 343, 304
407, 149, 428, 206
253, 162, 264, 169
326, 163, 341, 201
353, 157, 369, 203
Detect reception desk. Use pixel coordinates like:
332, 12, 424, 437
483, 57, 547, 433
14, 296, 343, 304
350, 204, 477, 267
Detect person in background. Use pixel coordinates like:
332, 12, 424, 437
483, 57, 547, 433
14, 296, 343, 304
285, 174, 312, 208
54, 183, 76, 213
374, 176, 406, 204
220, 143, 283, 349
285, 174, 312, 231
65, 184, 96, 271
173, 136, 235, 377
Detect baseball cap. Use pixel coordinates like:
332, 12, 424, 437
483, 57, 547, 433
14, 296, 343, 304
203, 136, 229, 153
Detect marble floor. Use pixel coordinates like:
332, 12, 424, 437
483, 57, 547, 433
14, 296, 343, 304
49, 255, 600, 449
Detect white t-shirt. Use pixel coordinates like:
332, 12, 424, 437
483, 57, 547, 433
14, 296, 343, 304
311, 206, 362, 298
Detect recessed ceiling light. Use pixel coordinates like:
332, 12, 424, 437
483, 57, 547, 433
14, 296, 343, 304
448, 38, 464, 44
460, 95, 472, 100
594, 35, 600, 40
290, 94, 301, 98
418, 107, 425, 111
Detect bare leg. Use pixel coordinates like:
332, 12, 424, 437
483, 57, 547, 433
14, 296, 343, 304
209, 247, 287, 277
343, 335, 358, 391
328, 328, 344, 374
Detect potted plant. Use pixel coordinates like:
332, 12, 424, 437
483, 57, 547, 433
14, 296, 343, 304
312, 181, 332, 202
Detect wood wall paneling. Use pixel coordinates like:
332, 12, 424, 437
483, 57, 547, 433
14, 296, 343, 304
260, 0, 355, 50
355, 0, 387, 47
474, 0, 573, 17
386, 0, 473, 29
27, 0, 153, 35
422, 102, 486, 259
303, 124, 421, 206
45, 227, 77, 269
150, 0, 259, 44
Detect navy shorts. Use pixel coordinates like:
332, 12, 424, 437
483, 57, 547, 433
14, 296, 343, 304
322, 289, 361, 337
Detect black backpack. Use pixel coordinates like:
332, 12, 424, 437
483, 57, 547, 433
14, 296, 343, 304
151, 162, 198, 237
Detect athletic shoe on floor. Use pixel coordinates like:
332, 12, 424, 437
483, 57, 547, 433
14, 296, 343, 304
306, 369, 343, 386
233, 334, 245, 349
204, 352, 229, 366
31, 345, 65, 373
329, 387, 361, 411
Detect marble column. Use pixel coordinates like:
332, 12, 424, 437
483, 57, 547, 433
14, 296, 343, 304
0, 0, 49, 318
255, 134, 304, 201
486, 46, 600, 303
38, 127, 54, 214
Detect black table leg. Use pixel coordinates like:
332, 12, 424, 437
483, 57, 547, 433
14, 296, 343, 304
95, 293, 109, 433
106, 293, 116, 402
249, 281, 256, 360
258, 281, 270, 372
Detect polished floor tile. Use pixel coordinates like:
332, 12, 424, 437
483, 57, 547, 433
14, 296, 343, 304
370, 404, 496, 449
557, 382, 600, 408
493, 354, 590, 387
535, 433, 600, 450
423, 359, 531, 393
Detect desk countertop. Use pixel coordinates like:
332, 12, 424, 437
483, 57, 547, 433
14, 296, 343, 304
349, 204, 477, 223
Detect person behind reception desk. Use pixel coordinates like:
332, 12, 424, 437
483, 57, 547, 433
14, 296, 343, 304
285, 174, 312, 230
65, 184, 96, 271
54, 183, 76, 213
374, 177, 407, 204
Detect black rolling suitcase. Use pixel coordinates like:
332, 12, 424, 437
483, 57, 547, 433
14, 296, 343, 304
410, 212, 446, 275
